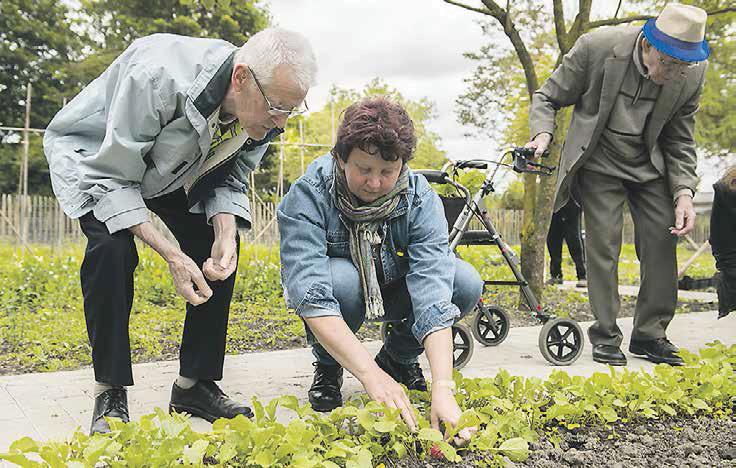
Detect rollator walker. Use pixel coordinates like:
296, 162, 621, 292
381, 147, 585, 368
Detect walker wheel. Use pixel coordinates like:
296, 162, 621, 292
471, 303, 510, 346
381, 321, 474, 369
452, 323, 474, 369
538, 317, 584, 366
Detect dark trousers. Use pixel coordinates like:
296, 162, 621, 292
710, 178, 736, 318
578, 169, 677, 347
547, 200, 586, 280
78, 189, 238, 386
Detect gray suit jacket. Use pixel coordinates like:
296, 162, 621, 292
529, 26, 707, 210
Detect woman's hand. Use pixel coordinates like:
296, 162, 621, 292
430, 385, 476, 446
361, 368, 418, 432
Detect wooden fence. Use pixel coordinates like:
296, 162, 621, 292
0, 194, 712, 248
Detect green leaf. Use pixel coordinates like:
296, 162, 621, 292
217, 442, 237, 463
392, 441, 407, 458
417, 428, 443, 442
253, 449, 276, 467
498, 437, 530, 462
436, 441, 461, 463
9, 437, 38, 454
599, 406, 619, 423
692, 399, 710, 411
373, 421, 397, 433
0, 453, 42, 468
182, 440, 208, 465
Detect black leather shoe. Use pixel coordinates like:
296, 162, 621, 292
90, 388, 129, 435
169, 380, 253, 422
592, 345, 627, 366
308, 362, 343, 412
375, 348, 427, 391
629, 338, 684, 366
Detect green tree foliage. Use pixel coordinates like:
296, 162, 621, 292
0, 0, 82, 129
0, 0, 270, 195
69, 0, 270, 90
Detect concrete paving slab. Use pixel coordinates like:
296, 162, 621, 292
558, 282, 718, 302
0, 311, 732, 455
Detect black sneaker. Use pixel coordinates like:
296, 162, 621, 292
308, 362, 343, 412
90, 388, 129, 435
375, 347, 427, 391
629, 338, 684, 366
169, 380, 253, 422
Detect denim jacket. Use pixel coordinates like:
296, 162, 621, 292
278, 154, 460, 343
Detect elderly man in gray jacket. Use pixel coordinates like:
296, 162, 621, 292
44, 28, 317, 434
527, 4, 709, 367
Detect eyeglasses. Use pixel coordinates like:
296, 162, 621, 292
248, 66, 308, 117
656, 51, 699, 76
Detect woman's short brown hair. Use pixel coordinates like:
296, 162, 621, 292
331, 97, 416, 164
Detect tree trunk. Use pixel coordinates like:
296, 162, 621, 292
519, 108, 570, 306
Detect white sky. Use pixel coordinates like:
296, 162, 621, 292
270, 0, 724, 190
268, 0, 502, 161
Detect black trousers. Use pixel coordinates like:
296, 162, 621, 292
547, 200, 586, 280
78, 189, 239, 386
710, 179, 736, 318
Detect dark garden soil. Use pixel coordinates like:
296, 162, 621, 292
390, 416, 736, 467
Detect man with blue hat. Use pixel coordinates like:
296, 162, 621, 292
527, 4, 710, 366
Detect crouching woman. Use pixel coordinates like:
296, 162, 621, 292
277, 97, 482, 441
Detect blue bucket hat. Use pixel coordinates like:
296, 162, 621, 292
642, 4, 710, 62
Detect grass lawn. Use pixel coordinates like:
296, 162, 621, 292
0, 241, 717, 375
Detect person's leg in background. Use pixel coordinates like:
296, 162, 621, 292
547, 209, 565, 284
562, 201, 587, 287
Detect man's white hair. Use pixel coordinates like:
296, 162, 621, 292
235, 27, 317, 93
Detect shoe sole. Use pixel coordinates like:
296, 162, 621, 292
308, 396, 342, 413
592, 356, 627, 366
629, 346, 684, 366
169, 404, 253, 422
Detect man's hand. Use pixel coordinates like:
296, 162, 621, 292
204, 213, 238, 281
204, 235, 237, 281
168, 252, 213, 305
129, 220, 213, 306
670, 195, 696, 236
361, 369, 418, 432
430, 385, 477, 446
525, 132, 552, 158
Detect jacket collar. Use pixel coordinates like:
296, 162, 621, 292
184, 48, 237, 159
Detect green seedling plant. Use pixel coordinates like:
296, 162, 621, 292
1, 342, 733, 467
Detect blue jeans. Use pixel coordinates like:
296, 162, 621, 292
305, 257, 483, 365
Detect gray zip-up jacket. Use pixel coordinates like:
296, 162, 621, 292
44, 33, 272, 234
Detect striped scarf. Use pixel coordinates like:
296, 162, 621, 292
333, 158, 409, 320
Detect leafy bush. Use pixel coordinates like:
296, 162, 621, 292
2, 342, 733, 467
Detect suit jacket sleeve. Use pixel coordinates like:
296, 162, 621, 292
529, 33, 591, 140
659, 63, 707, 196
